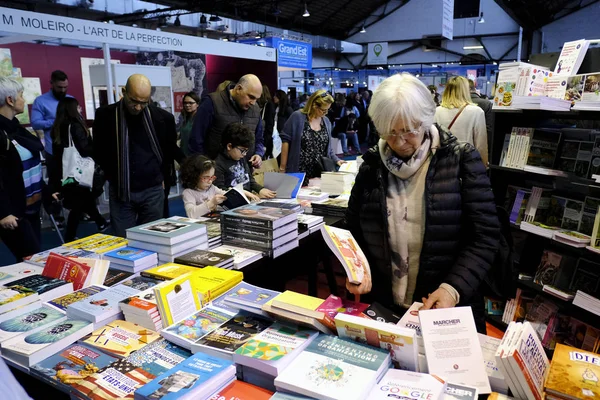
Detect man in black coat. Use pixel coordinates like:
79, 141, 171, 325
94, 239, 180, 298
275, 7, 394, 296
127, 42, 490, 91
469, 79, 493, 152
93, 74, 183, 237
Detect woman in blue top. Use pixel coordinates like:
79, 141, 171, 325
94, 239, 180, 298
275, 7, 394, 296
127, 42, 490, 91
0, 77, 43, 261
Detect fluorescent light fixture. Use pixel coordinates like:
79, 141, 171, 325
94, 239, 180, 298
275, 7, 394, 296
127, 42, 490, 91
360, 25, 366, 33
303, 3, 310, 17
463, 45, 484, 50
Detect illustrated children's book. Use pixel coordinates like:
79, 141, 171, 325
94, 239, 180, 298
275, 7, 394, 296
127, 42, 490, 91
82, 320, 161, 358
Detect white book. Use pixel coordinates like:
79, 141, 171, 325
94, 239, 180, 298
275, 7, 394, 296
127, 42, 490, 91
128, 234, 208, 256
419, 307, 491, 394
1, 319, 93, 367
367, 369, 446, 400
126, 218, 208, 246
498, 322, 528, 399
0, 305, 66, 346
478, 334, 509, 394
0, 300, 43, 324
210, 245, 263, 270
397, 302, 425, 354
0, 263, 43, 285
554, 39, 590, 76
505, 127, 518, 169
66, 284, 140, 323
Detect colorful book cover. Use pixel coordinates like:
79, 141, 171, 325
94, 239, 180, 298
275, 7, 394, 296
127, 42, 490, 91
162, 306, 235, 348
192, 267, 244, 305
126, 338, 191, 377
7, 274, 70, 295
0, 263, 42, 284
47, 285, 106, 312
154, 272, 202, 326
194, 312, 272, 354
67, 284, 140, 320
317, 294, 369, 320
72, 359, 155, 400
140, 263, 198, 281
42, 253, 92, 290
119, 275, 163, 291
367, 369, 446, 400
83, 320, 160, 358
321, 225, 367, 285
274, 335, 391, 400
30, 343, 118, 388
25, 247, 98, 268
0, 305, 66, 343
224, 281, 280, 308
103, 269, 134, 287
64, 234, 128, 254
103, 247, 156, 262
134, 352, 235, 400
545, 343, 600, 399
210, 380, 273, 399
533, 250, 563, 286
209, 284, 244, 312
0, 286, 37, 309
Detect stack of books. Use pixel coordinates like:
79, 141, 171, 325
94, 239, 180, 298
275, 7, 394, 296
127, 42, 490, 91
24, 247, 99, 268
573, 290, 600, 316
494, 321, 550, 400
174, 249, 234, 269
63, 233, 128, 254
311, 196, 349, 217
320, 172, 354, 195
41, 253, 109, 291
297, 188, 329, 202
479, 334, 509, 394
126, 219, 208, 263
126, 338, 192, 378
120, 287, 162, 331
103, 247, 158, 273
134, 352, 237, 400
221, 204, 300, 258
0, 305, 67, 348
3, 275, 73, 302
0, 263, 43, 287
297, 214, 325, 239
512, 96, 572, 111
204, 219, 223, 249
45, 285, 106, 313
223, 281, 280, 317
262, 291, 335, 334
210, 245, 263, 270
0, 285, 41, 323
544, 343, 600, 399
82, 319, 161, 358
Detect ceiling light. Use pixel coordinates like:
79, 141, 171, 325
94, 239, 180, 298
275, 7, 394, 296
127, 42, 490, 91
363, 81, 366, 85
416, 74, 420, 77
301, 80, 305, 83
209, 15, 222, 22
478, 12, 485, 23
493, 61, 498, 65
463, 45, 484, 50
316, 78, 320, 81
174, 16, 181, 27
360, 25, 366, 34
303, 3, 310, 17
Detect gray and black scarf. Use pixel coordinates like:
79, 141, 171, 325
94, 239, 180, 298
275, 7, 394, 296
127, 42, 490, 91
116, 101, 163, 202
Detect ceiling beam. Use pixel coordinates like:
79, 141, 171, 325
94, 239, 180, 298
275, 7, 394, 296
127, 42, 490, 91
352, 31, 519, 45
548, 0, 600, 25
316, 0, 356, 34
477, 38, 494, 61
499, 42, 519, 61
345, 0, 410, 38
493, 0, 528, 29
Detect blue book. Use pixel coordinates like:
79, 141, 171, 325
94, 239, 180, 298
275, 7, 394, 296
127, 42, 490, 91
0, 305, 67, 343
135, 352, 236, 400
224, 281, 280, 310
126, 219, 207, 246
66, 284, 140, 323
103, 247, 157, 267
210, 284, 243, 312
30, 342, 118, 392
46, 285, 106, 312
127, 338, 192, 377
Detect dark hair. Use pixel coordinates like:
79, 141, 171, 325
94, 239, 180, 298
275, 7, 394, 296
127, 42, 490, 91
51, 97, 86, 145
182, 91, 200, 119
222, 122, 254, 149
258, 85, 272, 108
274, 89, 289, 116
51, 70, 68, 82
348, 113, 356, 119
181, 155, 216, 189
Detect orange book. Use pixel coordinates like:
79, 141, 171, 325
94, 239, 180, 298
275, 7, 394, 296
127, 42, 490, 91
209, 380, 273, 399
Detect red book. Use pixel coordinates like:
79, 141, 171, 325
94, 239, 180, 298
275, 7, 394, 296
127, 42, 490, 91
208, 381, 273, 400
42, 252, 92, 291
317, 294, 370, 321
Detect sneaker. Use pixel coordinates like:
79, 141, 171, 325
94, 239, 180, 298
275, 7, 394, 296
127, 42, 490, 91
97, 220, 110, 233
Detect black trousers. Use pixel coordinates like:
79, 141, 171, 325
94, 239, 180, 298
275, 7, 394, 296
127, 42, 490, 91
0, 212, 41, 262
63, 187, 105, 242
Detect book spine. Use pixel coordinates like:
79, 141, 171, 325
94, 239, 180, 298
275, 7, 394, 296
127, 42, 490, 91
506, 128, 517, 168
512, 351, 543, 400
222, 236, 272, 250
221, 224, 275, 239
221, 215, 273, 229
139, 272, 169, 281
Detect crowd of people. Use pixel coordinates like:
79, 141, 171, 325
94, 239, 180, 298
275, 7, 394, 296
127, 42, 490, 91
0, 70, 500, 333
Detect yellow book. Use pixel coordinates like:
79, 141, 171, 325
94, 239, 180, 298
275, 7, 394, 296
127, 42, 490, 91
82, 320, 160, 358
140, 263, 198, 281
64, 234, 128, 254
153, 272, 203, 326
545, 343, 600, 399
271, 290, 326, 320
192, 267, 243, 306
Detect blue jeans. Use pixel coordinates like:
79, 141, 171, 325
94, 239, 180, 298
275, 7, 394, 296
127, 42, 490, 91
109, 184, 164, 237
339, 131, 360, 154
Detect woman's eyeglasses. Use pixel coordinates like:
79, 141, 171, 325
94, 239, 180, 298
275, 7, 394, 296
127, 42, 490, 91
384, 125, 422, 140
199, 175, 217, 182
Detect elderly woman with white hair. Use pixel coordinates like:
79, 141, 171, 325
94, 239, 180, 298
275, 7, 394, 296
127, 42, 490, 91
0, 77, 44, 261
345, 73, 500, 332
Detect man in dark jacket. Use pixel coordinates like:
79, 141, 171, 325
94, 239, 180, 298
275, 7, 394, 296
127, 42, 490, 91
93, 74, 183, 237
346, 125, 500, 332
469, 79, 493, 152
189, 74, 264, 168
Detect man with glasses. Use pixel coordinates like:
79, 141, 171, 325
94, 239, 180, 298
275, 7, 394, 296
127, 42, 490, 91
189, 74, 265, 168
93, 74, 183, 237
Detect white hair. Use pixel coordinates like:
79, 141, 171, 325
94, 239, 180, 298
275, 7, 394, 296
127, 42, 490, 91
368, 73, 436, 137
0, 77, 24, 107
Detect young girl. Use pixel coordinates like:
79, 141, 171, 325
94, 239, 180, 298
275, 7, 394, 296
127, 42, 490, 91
181, 155, 227, 218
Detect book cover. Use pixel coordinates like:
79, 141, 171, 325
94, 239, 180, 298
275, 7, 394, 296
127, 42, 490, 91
336, 312, 419, 371
569, 258, 600, 296
83, 320, 160, 358
0, 286, 37, 310
194, 312, 272, 354
64, 234, 128, 254
140, 263, 198, 281
210, 245, 263, 268
162, 306, 235, 348
366, 369, 446, 400
526, 129, 562, 169
126, 338, 191, 377
546, 343, 600, 399
42, 253, 92, 291
134, 352, 236, 400
524, 295, 559, 341
221, 204, 298, 228
153, 272, 202, 326
533, 250, 563, 285
0, 305, 66, 344
174, 250, 233, 268
30, 343, 118, 388
0, 263, 42, 285
272, 291, 327, 318
126, 219, 207, 244
25, 247, 98, 268
7, 274, 70, 295
192, 266, 243, 302
119, 275, 163, 291
221, 222, 297, 240
554, 39, 590, 76
445, 383, 478, 400
317, 294, 369, 321
509, 322, 550, 400
493, 68, 518, 108
274, 335, 391, 400
72, 359, 155, 400
47, 285, 106, 312
67, 284, 140, 321
103, 269, 134, 287
579, 196, 600, 235
224, 282, 280, 309
209, 380, 273, 399
364, 302, 401, 324
104, 247, 156, 262
222, 186, 250, 211
320, 225, 368, 285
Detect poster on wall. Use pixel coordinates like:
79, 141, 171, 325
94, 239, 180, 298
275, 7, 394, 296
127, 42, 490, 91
0, 48, 13, 77
367, 43, 388, 66
136, 51, 207, 120
81, 57, 121, 120
21, 78, 41, 105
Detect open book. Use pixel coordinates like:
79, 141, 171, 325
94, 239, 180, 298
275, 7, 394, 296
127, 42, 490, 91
263, 172, 305, 199
221, 184, 250, 211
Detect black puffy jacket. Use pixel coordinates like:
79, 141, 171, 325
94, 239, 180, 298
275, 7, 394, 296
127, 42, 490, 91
345, 125, 500, 329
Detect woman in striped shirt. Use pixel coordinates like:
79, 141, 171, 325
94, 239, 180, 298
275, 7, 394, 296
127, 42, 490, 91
0, 77, 43, 261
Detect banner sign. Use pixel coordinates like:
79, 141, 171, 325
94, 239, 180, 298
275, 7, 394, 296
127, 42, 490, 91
0, 7, 275, 62
239, 37, 312, 70
367, 42, 388, 65
442, 0, 454, 40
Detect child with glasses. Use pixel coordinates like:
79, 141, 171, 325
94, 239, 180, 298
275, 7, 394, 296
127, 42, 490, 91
215, 122, 276, 202
181, 155, 227, 218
